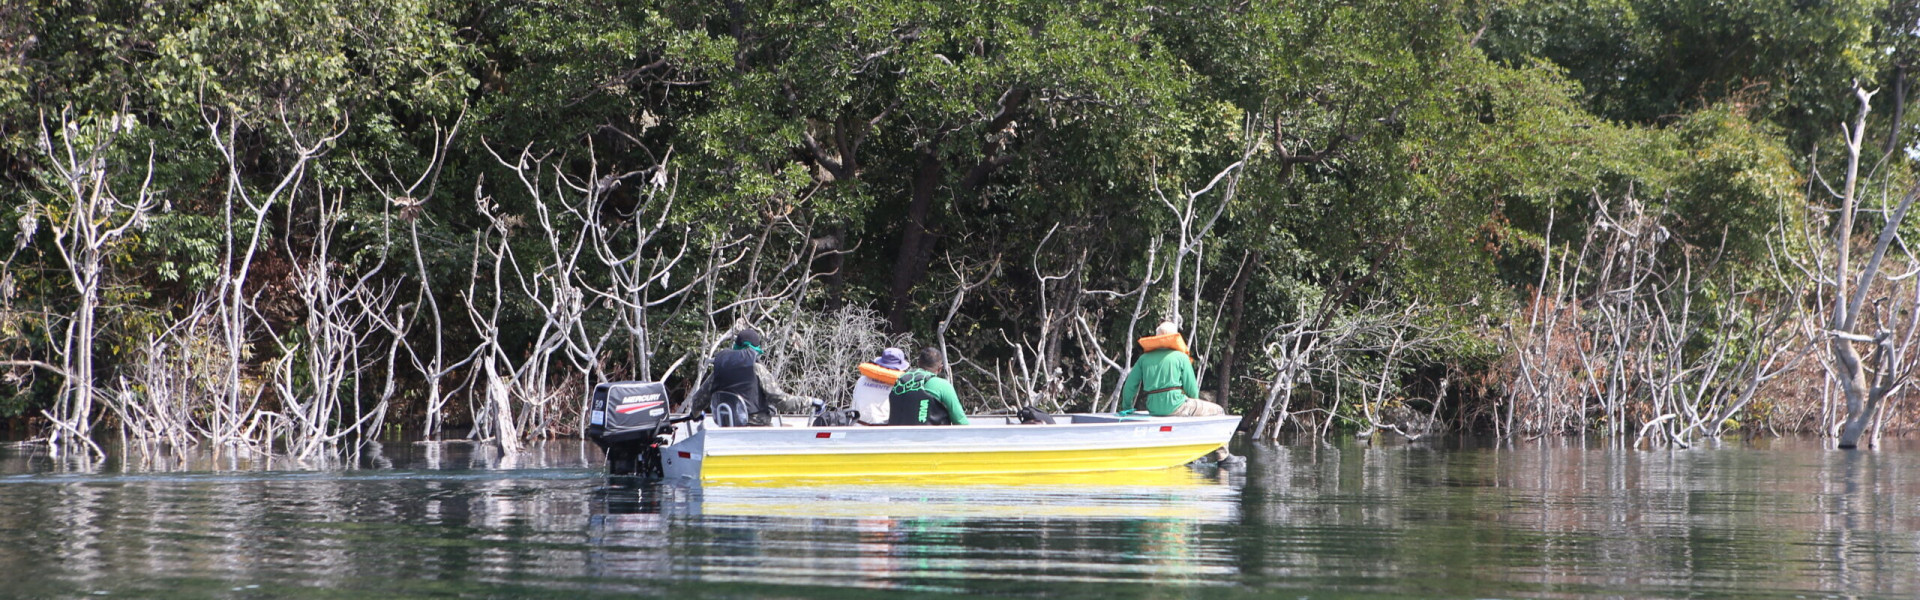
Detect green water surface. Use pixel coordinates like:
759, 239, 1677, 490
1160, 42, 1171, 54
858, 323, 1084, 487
0, 437, 1914, 599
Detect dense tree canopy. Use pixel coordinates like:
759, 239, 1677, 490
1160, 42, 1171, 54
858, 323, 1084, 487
2, 0, 1915, 448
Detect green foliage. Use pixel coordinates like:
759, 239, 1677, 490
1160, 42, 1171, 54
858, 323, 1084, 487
0, 0, 1901, 435
1666, 106, 1802, 259
1484, 0, 1880, 140
136, 212, 224, 287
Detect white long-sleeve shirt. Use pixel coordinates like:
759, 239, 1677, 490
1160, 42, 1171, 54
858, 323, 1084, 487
850, 375, 892, 425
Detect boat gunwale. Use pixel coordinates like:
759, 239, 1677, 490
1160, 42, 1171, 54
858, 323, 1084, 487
697, 413, 1241, 433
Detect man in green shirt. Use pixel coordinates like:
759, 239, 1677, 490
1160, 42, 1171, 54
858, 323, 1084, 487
1121, 322, 1236, 463
887, 348, 970, 426
1120, 322, 1226, 417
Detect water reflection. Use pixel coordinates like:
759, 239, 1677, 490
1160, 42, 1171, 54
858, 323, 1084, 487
0, 437, 1914, 598
582, 469, 1243, 592
1234, 437, 1920, 599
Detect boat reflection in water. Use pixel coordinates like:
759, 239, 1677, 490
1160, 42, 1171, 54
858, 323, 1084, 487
587, 466, 1243, 590
685, 466, 1239, 520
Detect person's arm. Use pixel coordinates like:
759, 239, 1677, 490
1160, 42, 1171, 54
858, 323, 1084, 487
1117, 364, 1142, 413
932, 378, 968, 425
755, 363, 811, 413
685, 368, 715, 415
1179, 354, 1199, 400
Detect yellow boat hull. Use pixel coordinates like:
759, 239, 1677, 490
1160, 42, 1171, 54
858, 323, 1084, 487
685, 466, 1238, 521
702, 442, 1225, 481
661, 414, 1240, 483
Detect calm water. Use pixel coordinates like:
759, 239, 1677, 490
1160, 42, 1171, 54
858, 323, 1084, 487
0, 437, 1916, 599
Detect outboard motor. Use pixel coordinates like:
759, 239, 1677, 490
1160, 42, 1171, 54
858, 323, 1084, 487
587, 381, 672, 476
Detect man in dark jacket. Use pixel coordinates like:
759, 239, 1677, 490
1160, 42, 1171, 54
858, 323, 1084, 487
685, 328, 810, 426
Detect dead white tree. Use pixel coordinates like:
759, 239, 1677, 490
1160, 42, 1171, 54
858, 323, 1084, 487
1249, 293, 1388, 439
758, 304, 904, 405
1506, 206, 1575, 438
997, 224, 1084, 411
472, 143, 599, 445
1336, 302, 1451, 440
714, 215, 858, 412
1569, 189, 1663, 437
110, 297, 223, 453
1820, 83, 1920, 449
1251, 311, 1329, 439
934, 251, 996, 376
582, 154, 685, 381
1150, 120, 1264, 400
265, 185, 397, 460
354, 111, 469, 440
656, 231, 756, 393
31, 106, 159, 455
203, 107, 345, 449
1508, 189, 1811, 445
575, 145, 758, 420
463, 189, 523, 453
485, 140, 752, 439
932, 251, 1001, 409
1081, 237, 1164, 412
715, 214, 824, 327
1154, 119, 1261, 330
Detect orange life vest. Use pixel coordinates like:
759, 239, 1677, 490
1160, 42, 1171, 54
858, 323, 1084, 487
1137, 333, 1191, 356
858, 362, 903, 385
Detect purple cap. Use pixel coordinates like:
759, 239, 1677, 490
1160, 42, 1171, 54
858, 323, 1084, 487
875, 348, 908, 370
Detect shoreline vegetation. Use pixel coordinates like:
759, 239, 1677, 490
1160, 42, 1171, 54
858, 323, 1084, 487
5, 0, 1920, 459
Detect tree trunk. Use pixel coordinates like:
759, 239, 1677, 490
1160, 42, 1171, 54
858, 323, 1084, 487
65, 281, 98, 444
410, 218, 448, 440
821, 225, 847, 310
1887, 64, 1907, 157
1826, 85, 1920, 449
886, 89, 1027, 333
887, 148, 943, 333
483, 352, 522, 453
1216, 251, 1258, 406
1832, 338, 1878, 449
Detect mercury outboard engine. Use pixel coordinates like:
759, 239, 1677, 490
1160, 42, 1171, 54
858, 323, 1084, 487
587, 381, 672, 477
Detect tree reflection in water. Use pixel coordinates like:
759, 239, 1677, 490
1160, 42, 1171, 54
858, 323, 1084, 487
0, 437, 1914, 598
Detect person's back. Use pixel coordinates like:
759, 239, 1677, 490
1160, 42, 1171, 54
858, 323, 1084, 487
851, 348, 906, 425
1122, 346, 1199, 415
886, 348, 969, 426
1122, 322, 1233, 464
1119, 322, 1225, 417
685, 328, 813, 426
708, 347, 763, 419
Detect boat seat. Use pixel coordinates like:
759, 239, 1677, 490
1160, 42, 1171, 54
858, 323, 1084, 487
710, 394, 752, 427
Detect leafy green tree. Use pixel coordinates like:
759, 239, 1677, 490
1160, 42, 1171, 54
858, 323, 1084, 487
1482, 0, 1881, 141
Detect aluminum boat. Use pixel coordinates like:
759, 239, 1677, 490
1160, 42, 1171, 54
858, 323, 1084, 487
658, 413, 1240, 482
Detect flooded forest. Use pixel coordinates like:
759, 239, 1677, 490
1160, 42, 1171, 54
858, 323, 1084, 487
6, 0, 1920, 457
